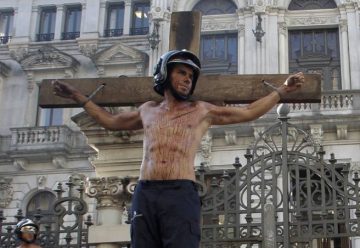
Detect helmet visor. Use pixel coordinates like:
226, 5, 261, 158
20, 226, 38, 234
167, 58, 200, 72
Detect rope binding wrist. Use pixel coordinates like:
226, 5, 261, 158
79, 83, 106, 108
80, 98, 90, 107
262, 80, 284, 99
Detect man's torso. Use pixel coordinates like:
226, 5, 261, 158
139, 101, 211, 181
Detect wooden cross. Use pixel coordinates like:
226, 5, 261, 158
39, 12, 321, 108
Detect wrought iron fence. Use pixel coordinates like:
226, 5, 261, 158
0, 177, 93, 248
197, 104, 360, 247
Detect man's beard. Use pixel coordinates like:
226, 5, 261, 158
169, 83, 190, 101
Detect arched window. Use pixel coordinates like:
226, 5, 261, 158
288, 0, 337, 10
193, 0, 237, 15
26, 191, 56, 225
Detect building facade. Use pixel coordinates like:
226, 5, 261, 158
0, 0, 360, 247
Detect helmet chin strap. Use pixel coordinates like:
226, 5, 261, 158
168, 82, 190, 101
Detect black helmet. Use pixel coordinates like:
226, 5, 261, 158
15, 218, 39, 243
153, 50, 201, 96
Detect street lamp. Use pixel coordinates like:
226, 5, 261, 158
147, 20, 161, 50
252, 14, 265, 43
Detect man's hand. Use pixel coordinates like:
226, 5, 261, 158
52, 80, 81, 100
278, 72, 305, 95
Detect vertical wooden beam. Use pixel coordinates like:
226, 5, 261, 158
168, 11, 202, 56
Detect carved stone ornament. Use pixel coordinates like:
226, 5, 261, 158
278, 22, 287, 36
288, 127, 298, 143
200, 132, 212, 166
336, 125, 348, 140
9, 45, 29, 61
309, 124, 323, 145
202, 18, 238, 32
14, 158, 29, 170
350, 161, 360, 178
253, 126, 265, 140
78, 40, 98, 58
286, 15, 338, 27
339, 19, 348, 33
37, 175, 47, 189
225, 130, 237, 145
148, 6, 171, 20
19, 45, 80, 72
52, 156, 67, 168
0, 61, 10, 78
86, 177, 128, 208
253, 0, 267, 13
95, 43, 146, 66
0, 177, 14, 208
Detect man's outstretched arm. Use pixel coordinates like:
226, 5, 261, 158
52, 80, 143, 131
206, 72, 305, 125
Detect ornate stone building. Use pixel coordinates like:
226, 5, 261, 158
0, 0, 359, 247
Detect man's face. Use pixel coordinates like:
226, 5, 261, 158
20, 226, 37, 243
169, 64, 194, 97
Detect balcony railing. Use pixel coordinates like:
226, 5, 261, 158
36, 33, 54, 42
61, 31, 80, 40
0, 125, 97, 164
130, 27, 149, 35
10, 126, 74, 151
104, 28, 123, 37
289, 90, 360, 114
0, 36, 11, 44
226, 90, 360, 116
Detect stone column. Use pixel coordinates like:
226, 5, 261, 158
29, 6, 39, 42
339, 18, 351, 90
54, 5, 64, 41
244, 10, 255, 74
238, 22, 245, 74
24, 74, 40, 127
278, 21, 288, 74
0, 177, 13, 208
98, 1, 107, 37
147, 2, 171, 76
81, 0, 100, 39
12, 0, 32, 43
86, 177, 136, 247
80, 3, 87, 37
345, 4, 360, 89
123, 0, 132, 35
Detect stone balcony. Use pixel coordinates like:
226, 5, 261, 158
0, 125, 97, 169
214, 90, 360, 137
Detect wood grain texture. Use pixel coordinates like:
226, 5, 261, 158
39, 74, 321, 108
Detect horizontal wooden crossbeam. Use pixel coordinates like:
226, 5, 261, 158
39, 74, 321, 108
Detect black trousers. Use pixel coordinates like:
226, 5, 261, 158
130, 180, 201, 248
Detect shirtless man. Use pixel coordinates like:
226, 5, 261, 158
53, 50, 304, 248
15, 219, 42, 248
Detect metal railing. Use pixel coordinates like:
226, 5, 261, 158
37, 33, 54, 42
104, 28, 123, 37
130, 27, 149, 35
0, 36, 11, 44
61, 32, 80, 40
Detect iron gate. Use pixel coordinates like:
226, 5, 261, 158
198, 104, 360, 247
0, 177, 93, 248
